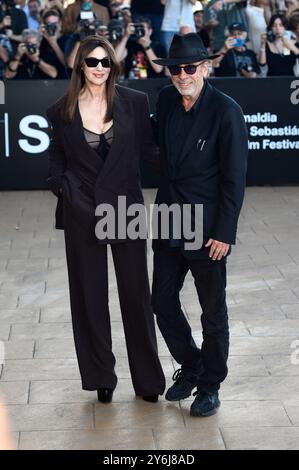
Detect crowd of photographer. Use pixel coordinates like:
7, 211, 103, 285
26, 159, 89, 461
0, 0, 298, 80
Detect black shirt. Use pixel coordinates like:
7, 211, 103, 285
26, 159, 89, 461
14, 55, 55, 79
83, 125, 113, 162
39, 35, 70, 79
215, 47, 260, 77
168, 80, 207, 172
266, 42, 298, 76
167, 80, 208, 247
125, 39, 166, 78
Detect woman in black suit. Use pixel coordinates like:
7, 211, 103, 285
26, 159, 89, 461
46, 35, 165, 403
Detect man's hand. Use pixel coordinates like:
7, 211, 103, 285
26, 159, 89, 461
26, 48, 40, 63
2, 15, 11, 28
224, 36, 236, 51
260, 32, 267, 47
16, 42, 26, 59
282, 36, 298, 53
205, 238, 230, 260
138, 36, 151, 49
125, 22, 135, 39
40, 24, 58, 43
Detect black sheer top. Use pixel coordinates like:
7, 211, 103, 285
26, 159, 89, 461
83, 125, 114, 161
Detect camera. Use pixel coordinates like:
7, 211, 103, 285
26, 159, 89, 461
108, 19, 123, 42
131, 23, 145, 40
94, 19, 107, 36
45, 23, 57, 36
78, 18, 95, 39
237, 62, 253, 73
26, 42, 37, 55
232, 37, 245, 48
267, 31, 276, 43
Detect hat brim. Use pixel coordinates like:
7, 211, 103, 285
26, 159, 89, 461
153, 53, 221, 66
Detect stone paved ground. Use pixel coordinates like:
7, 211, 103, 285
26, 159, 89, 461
1, 187, 299, 450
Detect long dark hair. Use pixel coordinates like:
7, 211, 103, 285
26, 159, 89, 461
61, 35, 121, 124
267, 14, 289, 31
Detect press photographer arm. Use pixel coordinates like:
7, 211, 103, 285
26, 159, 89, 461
137, 35, 163, 75
4, 41, 58, 78
114, 21, 132, 62
4, 41, 25, 78
213, 36, 235, 68
40, 24, 66, 67
0, 42, 9, 63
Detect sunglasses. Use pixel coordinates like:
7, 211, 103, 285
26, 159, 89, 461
84, 57, 111, 68
168, 63, 204, 76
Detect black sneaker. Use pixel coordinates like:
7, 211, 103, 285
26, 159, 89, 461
165, 368, 198, 401
190, 390, 221, 417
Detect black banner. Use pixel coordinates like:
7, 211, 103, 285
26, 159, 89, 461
0, 77, 299, 189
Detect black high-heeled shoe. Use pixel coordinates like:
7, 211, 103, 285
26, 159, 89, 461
97, 388, 113, 403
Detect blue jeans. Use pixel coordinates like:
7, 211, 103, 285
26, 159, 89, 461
162, 31, 176, 52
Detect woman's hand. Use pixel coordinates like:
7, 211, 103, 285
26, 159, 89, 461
260, 32, 267, 48
282, 36, 298, 53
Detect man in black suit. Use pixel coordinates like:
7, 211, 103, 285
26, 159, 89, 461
152, 33, 248, 417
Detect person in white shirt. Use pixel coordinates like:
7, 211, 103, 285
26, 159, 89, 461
246, 0, 267, 54
161, 0, 196, 51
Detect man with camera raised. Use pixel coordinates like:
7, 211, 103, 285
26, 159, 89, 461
4, 27, 57, 78
62, 0, 109, 34
39, 8, 70, 78
115, 16, 166, 78
214, 21, 260, 77
0, 0, 28, 54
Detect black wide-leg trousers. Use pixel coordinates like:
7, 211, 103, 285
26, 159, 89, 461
152, 245, 229, 393
63, 211, 165, 395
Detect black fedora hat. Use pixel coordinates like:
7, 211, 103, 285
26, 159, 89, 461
153, 33, 220, 66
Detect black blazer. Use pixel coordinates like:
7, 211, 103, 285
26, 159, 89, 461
153, 79, 248, 256
46, 85, 158, 241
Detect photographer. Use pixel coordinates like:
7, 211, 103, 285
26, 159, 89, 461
4, 28, 58, 78
109, 0, 125, 18
62, 0, 109, 34
115, 17, 166, 78
194, 7, 210, 49
131, 0, 165, 43
39, 9, 70, 79
214, 22, 260, 76
259, 13, 299, 75
0, 0, 28, 54
0, 31, 12, 78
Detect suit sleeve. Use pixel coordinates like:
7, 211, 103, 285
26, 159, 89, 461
139, 94, 160, 171
211, 104, 248, 244
46, 107, 66, 197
